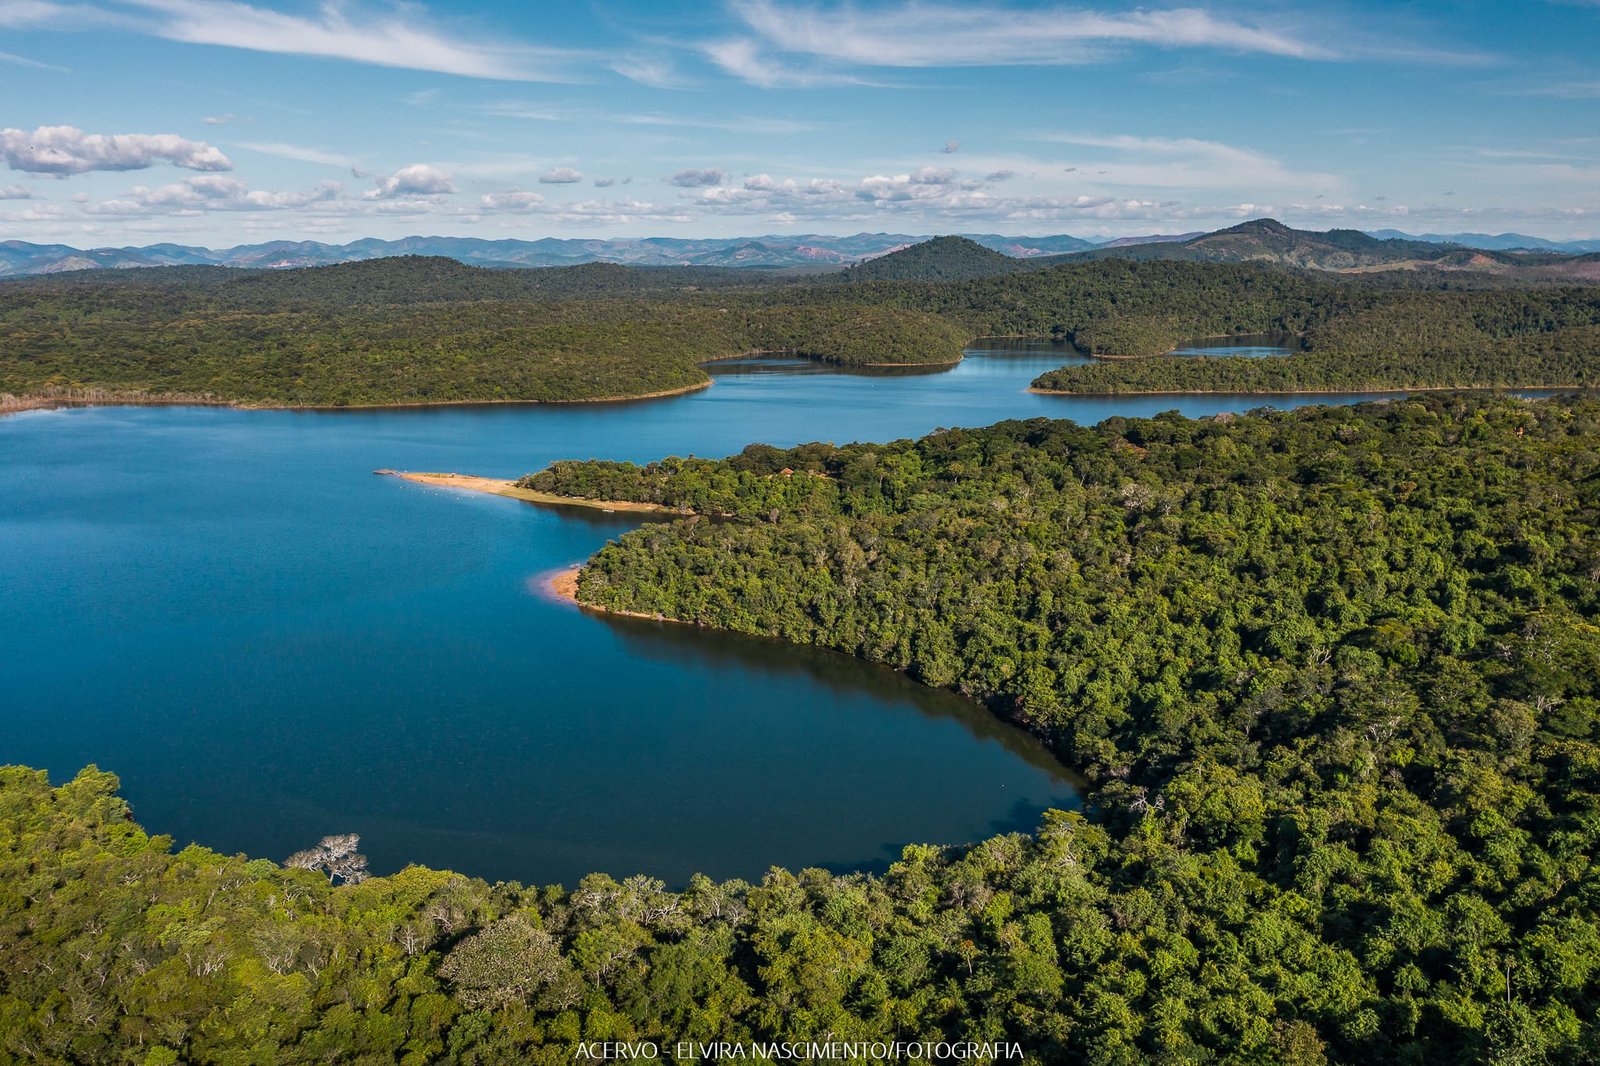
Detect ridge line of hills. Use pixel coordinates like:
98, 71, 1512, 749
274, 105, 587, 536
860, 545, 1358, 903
4, 219, 1599, 279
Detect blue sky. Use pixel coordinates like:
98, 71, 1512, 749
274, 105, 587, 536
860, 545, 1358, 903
2, 0, 1597, 245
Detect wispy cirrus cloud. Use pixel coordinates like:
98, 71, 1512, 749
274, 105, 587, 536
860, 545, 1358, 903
703, 1, 1496, 86
719, 0, 1328, 78
0, 125, 231, 175
698, 37, 888, 88
1035, 133, 1344, 193
0, 48, 69, 71
613, 112, 820, 136
477, 102, 820, 136
21, 0, 588, 81
0, 1, 79, 27
1513, 80, 1600, 98
238, 141, 359, 169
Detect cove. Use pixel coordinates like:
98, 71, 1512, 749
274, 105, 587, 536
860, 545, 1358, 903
0, 345, 1406, 887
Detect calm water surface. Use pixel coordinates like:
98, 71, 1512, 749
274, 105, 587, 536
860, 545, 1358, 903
1169, 333, 1303, 358
0, 344, 1396, 886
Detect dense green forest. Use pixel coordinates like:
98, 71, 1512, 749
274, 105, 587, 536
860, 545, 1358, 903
551, 395, 1600, 1062
9, 396, 1599, 1062
1033, 289, 1600, 393
3, 251, 1598, 407
0, 257, 966, 406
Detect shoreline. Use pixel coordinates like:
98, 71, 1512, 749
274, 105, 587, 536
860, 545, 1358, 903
3, 344, 976, 421
0, 392, 232, 418
382, 471, 689, 514
699, 348, 963, 370
1028, 383, 1590, 397
260, 378, 714, 410
545, 566, 695, 625
0, 380, 713, 419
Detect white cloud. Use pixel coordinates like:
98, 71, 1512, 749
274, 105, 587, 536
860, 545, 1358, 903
670, 167, 725, 187
692, 165, 1196, 225
610, 55, 686, 89
1516, 80, 1600, 98
0, 183, 34, 199
699, 37, 882, 88
0, 125, 231, 176
1456, 159, 1600, 188
614, 112, 820, 136
366, 164, 455, 200
1036, 133, 1344, 193
479, 190, 545, 211
201, 113, 237, 125
472, 193, 696, 224
539, 166, 583, 184
942, 140, 961, 154
3, 201, 70, 223
477, 101, 567, 122
725, 0, 1327, 76
0, 48, 69, 71
239, 142, 357, 168
0, 2, 72, 28
107, 0, 584, 81
856, 166, 961, 200
87, 174, 341, 215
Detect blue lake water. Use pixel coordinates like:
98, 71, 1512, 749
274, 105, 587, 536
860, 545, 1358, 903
0, 344, 1400, 887
1168, 333, 1302, 358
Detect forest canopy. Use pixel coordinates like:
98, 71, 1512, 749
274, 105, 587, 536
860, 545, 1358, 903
3, 253, 1597, 407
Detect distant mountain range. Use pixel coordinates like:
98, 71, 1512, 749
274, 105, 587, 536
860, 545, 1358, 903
834, 220, 1600, 283
1, 222, 1595, 279
1365, 229, 1600, 255
0, 231, 1103, 278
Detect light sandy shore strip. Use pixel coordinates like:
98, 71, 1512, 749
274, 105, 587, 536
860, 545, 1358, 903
382, 470, 689, 514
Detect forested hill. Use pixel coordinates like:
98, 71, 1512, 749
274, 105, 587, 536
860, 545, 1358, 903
1070, 218, 1597, 277
1076, 218, 1451, 267
8, 396, 1600, 1061
842, 236, 1029, 281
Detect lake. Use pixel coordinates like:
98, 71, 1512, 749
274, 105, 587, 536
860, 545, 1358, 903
0, 344, 1398, 887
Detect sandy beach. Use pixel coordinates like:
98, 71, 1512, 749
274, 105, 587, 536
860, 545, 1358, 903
547, 567, 581, 602
383, 471, 687, 514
